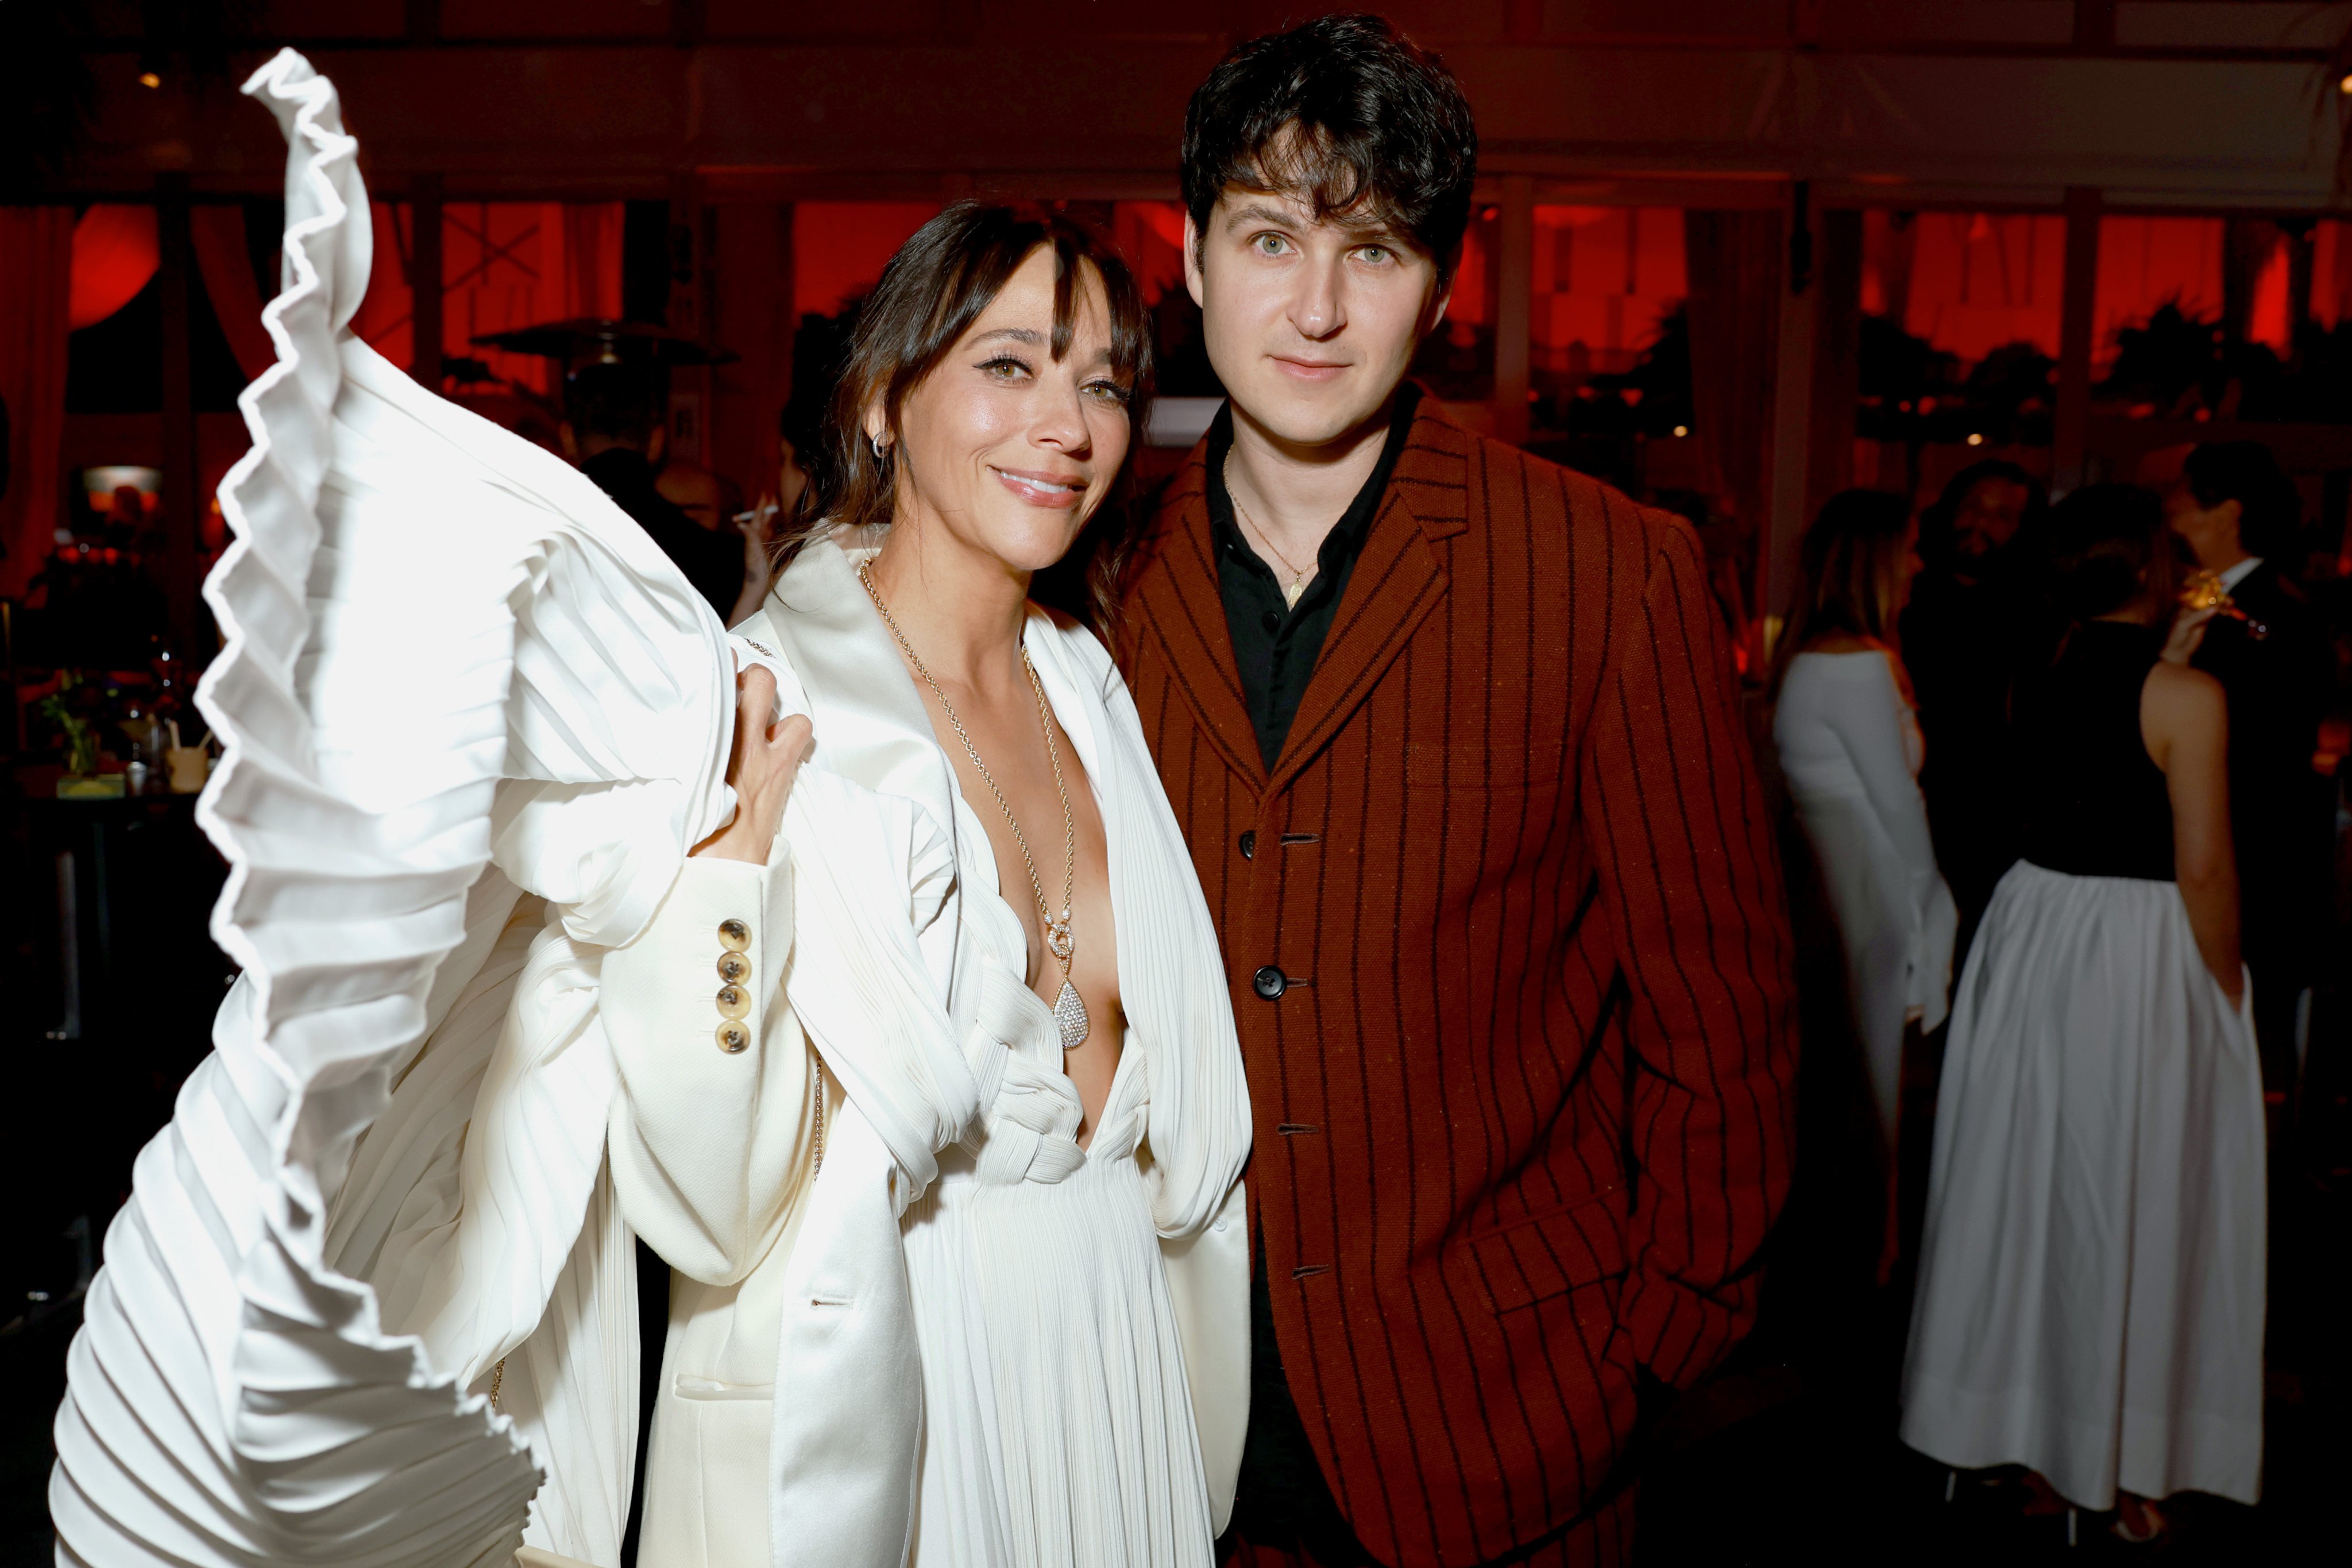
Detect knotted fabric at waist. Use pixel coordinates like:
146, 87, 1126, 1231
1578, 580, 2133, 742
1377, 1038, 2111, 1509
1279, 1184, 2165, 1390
960, 958, 1087, 1186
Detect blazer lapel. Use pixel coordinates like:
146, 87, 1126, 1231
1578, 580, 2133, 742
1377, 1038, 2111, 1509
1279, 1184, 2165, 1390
1269, 399, 1472, 789
1132, 450, 1270, 791
754, 534, 967, 860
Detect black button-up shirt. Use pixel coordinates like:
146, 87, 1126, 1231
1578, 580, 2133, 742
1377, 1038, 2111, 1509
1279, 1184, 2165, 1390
1208, 384, 1421, 768
1211, 386, 1419, 1562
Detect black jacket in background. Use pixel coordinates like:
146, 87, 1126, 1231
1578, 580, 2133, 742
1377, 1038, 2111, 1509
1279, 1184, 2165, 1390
580, 447, 743, 620
1901, 557, 2060, 960
2193, 559, 2336, 991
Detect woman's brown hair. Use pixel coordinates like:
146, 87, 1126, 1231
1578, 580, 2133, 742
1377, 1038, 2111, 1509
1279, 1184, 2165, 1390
2041, 482, 2178, 623
1770, 488, 1917, 697
783, 203, 1154, 625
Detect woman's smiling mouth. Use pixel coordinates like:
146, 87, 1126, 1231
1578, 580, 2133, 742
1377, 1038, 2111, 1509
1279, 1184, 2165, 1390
993, 466, 1088, 508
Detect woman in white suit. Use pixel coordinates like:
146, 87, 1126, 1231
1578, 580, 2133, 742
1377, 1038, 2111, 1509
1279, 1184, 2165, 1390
51, 59, 1248, 1568
1771, 489, 1957, 1269
604, 206, 1253, 1567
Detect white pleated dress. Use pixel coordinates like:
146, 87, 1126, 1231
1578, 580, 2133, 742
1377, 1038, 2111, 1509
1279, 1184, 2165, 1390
902, 1059, 1214, 1567
893, 755, 1215, 1568
1900, 623, 2266, 1511
732, 540, 1246, 1568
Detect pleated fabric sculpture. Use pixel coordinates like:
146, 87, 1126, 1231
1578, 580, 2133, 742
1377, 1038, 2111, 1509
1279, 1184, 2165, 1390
49, 49, 735, 1567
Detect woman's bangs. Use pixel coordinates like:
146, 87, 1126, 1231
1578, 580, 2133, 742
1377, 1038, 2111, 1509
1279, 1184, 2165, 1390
1045, 241, 1153, 395
1050, 235, 1079, 362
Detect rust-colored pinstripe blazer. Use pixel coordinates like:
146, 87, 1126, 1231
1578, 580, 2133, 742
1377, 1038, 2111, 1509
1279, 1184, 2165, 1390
1111, 396, 1799, 1568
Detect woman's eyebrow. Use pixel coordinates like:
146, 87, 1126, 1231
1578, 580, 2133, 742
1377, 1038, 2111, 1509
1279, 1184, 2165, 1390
971, 327, 1044, 347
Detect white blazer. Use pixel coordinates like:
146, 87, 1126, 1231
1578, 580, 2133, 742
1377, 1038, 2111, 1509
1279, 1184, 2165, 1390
603, 538, 1253, 1567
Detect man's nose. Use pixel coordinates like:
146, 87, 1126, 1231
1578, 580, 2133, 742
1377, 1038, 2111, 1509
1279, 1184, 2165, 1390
1291, 258, 1346, 341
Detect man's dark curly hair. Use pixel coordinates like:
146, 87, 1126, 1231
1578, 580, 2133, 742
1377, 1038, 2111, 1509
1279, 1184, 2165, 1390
1180, 13, 1478, 280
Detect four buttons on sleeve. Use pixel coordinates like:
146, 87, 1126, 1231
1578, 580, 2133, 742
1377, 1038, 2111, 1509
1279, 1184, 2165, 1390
715, 919, 753, 1052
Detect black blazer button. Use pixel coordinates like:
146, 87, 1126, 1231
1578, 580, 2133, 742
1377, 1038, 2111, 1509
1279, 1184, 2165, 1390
1252, 965, 1288, 999
1239, 831, 1256, 859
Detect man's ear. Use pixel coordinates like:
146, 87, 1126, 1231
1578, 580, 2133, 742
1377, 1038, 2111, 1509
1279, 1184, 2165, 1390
1424, 269, 1456, 338
1183, 210, 1206, 310
646, 424, 667, 467
558, 422, 580, 464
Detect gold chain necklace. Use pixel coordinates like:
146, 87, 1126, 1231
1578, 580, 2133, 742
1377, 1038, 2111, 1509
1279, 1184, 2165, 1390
1225, 453, 1318, 609
858, 559, 1090, 1051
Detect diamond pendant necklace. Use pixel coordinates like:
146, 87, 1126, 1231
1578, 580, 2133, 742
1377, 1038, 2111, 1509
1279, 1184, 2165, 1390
859, 561, 1090, 1051
1226, 453, 1316, 610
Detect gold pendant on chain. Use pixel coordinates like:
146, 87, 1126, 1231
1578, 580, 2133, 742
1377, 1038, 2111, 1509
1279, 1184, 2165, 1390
1282, 577, 1307, 609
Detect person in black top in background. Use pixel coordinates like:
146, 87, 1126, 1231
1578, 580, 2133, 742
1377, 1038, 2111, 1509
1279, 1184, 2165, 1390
560, 361, 769, 625
2165, 439, 2336, 1095
1902, 485, 2260, 1546
1899, 459, 2053, 967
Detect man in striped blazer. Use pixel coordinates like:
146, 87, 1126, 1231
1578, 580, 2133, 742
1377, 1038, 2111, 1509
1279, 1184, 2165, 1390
1111, 18, 1799, 1567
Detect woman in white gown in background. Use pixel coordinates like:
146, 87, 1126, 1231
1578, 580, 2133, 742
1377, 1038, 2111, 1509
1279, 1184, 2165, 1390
50, 56, 1249, 1568
1901, 485, 2262, 1544
1771, 489, 1957, 1262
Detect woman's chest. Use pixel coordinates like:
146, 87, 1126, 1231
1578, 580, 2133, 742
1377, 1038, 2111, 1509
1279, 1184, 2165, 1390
943, 745, 1119, 1028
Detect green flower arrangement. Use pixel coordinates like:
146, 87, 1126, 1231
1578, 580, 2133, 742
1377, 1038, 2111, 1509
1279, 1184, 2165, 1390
40, 675, 100, 778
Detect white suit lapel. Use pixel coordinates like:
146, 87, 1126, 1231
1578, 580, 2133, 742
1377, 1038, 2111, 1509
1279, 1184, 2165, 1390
750, 535, 964, 873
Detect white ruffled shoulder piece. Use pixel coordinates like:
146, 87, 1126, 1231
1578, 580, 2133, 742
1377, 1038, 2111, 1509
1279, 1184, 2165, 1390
52, 50, 735, 1567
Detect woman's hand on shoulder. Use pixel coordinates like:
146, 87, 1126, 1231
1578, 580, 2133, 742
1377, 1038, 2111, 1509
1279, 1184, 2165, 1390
2160, 604, 2218, 665
694, 663, 815, 864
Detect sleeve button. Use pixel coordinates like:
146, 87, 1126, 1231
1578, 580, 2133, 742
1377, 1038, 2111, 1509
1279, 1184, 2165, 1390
716, 1021, 751, 1053
717, 951, 751, 984
718, 918, 751, 952
716, 984, 751, 1019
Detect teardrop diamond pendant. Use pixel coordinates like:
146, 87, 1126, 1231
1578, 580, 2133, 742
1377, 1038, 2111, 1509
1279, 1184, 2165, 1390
1053, 979, 1090, 1052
